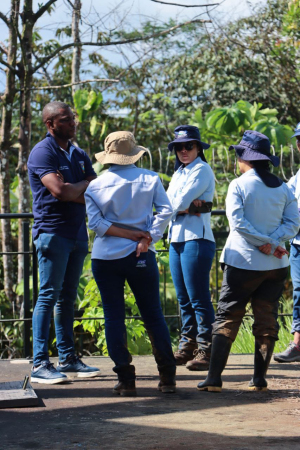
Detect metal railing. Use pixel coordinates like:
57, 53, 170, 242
0, 211, 292, 357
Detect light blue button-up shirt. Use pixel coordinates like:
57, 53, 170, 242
85, 164, 173, 260
167, 157, 215, 243
220, 168, 300, 271
287, 169, 300, 245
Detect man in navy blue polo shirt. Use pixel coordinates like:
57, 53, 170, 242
28, 101, 100, 384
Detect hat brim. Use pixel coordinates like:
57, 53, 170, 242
229, 145, 280, 167
292, 131, 300, 138
95, 146, 147, 165
168, 138, 210, 151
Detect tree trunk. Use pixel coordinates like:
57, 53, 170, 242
16, 0, 34, 309
0, 0, 20, 309
71, 0, 81, 96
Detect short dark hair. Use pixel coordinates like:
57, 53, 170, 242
42, 101, 71, 124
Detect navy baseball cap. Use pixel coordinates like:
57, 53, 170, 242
292, 122, 300, 138
229, 130, 280, 167
168, 125, 210, 151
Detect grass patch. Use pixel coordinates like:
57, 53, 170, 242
231, 316, 293, 354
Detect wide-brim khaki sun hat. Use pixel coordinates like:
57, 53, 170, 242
95, 131, 147, 165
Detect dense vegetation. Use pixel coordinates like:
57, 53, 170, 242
0, 0, 299, 357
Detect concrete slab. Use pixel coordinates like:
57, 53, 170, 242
0, 355, 299, 450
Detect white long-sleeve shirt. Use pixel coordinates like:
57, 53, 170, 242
85, 164, 173, 260
167, 157, 215, 243
220, 168, 300, 270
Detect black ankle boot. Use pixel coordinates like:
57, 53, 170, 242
248, 336, 275, 391
113, 380, 137, 396
197, 335, 232, 393
113, 364, 136, 396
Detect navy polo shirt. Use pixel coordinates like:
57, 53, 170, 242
28, 133, 96, 241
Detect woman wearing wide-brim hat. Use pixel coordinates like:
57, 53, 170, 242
167, 125, 216, 371
85, 131, 176, 396
197, 130, 300, 393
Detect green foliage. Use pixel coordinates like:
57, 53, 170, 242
2, 0, 299, 358
194, 100, 293, 149
231, 316, 294, 354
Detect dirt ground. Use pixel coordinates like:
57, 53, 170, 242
0, 354, 299, 450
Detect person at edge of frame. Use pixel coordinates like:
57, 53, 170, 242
166, 125, 216, 371
197, 130, 300, 393
85, 131, 176, 396
274, 122, 300, 363
27, 103, 145, 384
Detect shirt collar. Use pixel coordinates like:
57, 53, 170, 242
59, 144, 75, 160
108, 164, 136, 172
179, 156, 202, 174
46, 132, 76, 160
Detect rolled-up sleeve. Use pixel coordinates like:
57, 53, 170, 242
85, 186, 112, 237
148, 177, 173, 243
226, 181, 280, 251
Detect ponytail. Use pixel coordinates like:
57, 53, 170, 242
250, 160, 283, 188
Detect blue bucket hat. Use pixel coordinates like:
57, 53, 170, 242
229, 130, 279, 167
168, 125, 210, 151
292, 122, 300, 138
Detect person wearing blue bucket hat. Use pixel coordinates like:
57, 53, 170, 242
167, 125, 216, 371
274, 123, 300, 363
197, 130, 299, 393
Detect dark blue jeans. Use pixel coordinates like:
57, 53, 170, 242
92, 251, 175, 380
290, 243, 300, 334
169, 239, 216, 351
33, 233, 88, 366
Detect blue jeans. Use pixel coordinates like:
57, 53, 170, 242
33, 233, 88, 366
92, 251, 175, 380
290, 243, 300, 334
169, 239, 216, 351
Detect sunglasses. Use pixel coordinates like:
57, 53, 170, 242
173, 142, 196, 152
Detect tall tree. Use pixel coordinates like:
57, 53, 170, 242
16, 0, 58, 295
71, 0, 81, 96
0, 0, 20, 309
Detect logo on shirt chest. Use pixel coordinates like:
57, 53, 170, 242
79, 161, 85, 173
59, 166, 69, 171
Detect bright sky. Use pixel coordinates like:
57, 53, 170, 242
0, 0, 265, 89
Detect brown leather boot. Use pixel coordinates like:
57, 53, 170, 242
158, 373, 176, 393
186, 349, 210, 371
113, 380, 137, 396
174, 342, 197, 366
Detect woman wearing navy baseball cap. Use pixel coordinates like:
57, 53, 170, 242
167, 125, 216, 371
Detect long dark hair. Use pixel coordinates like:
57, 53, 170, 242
174, 142, 207, 171
250, 160, 283, 188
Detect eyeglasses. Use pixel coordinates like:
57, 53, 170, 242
173, 142, 196, 152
